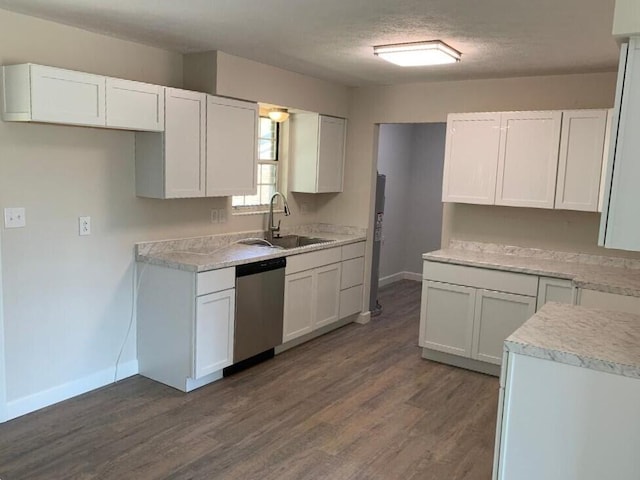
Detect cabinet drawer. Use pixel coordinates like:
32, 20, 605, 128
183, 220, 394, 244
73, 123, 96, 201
286, 247, 341, 274
341, 241, 365, 260
341, 257, 365, 290
197, 267, 235, 296
340, 284, 363, 319
423, 261, 537, 296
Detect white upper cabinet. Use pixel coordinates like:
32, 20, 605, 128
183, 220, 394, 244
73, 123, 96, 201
136, 88, 206, 199
105, 78, 164, 131
496, 111, 562, 209
206, 95, 258, 197
555, 109, 608, 212
442, 113, 501, 204
2, 64, 106, 126
443, 109, 610, 212
290, 113, 347, 193
600, 38, 640, 251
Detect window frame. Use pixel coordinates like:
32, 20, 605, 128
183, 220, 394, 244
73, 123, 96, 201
232, 116, 281, 212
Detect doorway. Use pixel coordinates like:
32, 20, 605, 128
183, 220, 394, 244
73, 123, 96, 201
371, 123, 446, 303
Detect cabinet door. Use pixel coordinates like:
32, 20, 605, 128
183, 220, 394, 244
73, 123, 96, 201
442, 113, 502, 204
555, 110, 607, 212
496, 111, 562, 208
314, 263, 342, 329
316, 115, 346, 193
206, 96, 258, 196
419, 281, 476, 357
283, 270, 315, 342
30, 65, 106, 126
194, 289, 235, 379
164, 88, 206, 198
472, 290, 536, 365
600, 40, 640, 251
105, 78, 164, 131
536, 277, 575, 311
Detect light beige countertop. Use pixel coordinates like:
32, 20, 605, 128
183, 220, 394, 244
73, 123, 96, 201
136, 224, 367, 272
423, 240, 640, 297
505, 303, 640, 379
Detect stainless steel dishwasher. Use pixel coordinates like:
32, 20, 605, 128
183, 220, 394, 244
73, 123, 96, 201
231, 256, 286, 370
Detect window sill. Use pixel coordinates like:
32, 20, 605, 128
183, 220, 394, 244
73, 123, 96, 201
232, 208, 284, 217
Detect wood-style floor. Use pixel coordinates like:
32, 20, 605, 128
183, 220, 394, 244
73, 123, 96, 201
0, 280, 499, 480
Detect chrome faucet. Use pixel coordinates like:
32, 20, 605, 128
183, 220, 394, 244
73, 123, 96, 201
267, 192, 291, 242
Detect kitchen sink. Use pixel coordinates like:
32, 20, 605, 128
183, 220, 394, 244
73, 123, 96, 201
269, 235, 331, 249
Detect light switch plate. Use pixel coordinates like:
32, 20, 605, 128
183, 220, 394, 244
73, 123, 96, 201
210, 209, 219, 224
218, 208, 227, 224
4, 207, 26, 228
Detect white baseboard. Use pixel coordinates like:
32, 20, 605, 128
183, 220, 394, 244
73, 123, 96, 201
404, 272, 422, 282
356, 311, 371, 324
5, 359, 139, 422
379, 271, 421, 287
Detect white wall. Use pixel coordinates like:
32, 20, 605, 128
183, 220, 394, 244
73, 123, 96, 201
405, 123, 446, 274
376, 123, 445, 282
376, 125, 413, 280
0, 8, 349, 420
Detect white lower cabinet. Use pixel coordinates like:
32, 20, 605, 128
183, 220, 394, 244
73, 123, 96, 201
314, 263, 342, 329
420, 260, 547, 371
494, 352, 640, 480
137, 264, 235, 392
194, 289, 235, 379
472, 290, 536, 365
338, 242, 366, 319
283, 270, 316, 342
283, 242, 365, 344
420, 280, 535, 366
283, 262, 342, 342
536, 276, 575, 310
420, 281, 476, 357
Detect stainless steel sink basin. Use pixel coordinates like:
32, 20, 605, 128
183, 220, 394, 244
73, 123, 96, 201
269, 235, 331, 249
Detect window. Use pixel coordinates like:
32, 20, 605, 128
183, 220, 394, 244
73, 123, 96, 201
232, 117, 279, 208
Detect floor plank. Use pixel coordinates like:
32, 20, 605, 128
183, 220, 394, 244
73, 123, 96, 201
0, 280, 499, 480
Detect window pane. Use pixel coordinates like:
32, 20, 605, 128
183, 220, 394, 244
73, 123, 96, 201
259, 164, 277, 184
244, 192, 260, 206
259, 117, 275, 139
259, 139, 276, 161
261, 184, 276, 205
232, 195, 245, 207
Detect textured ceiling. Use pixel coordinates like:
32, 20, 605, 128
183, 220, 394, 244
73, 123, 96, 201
0, 0, 620, 86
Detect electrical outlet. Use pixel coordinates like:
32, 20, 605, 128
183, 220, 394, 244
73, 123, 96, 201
218, 208, 227, 224
4, 207, 26, 228
79, 216, 91, 236
300, 203, 310, 214
210, 209, 219, 224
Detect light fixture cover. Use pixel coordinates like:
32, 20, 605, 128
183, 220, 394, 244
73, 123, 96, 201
374, 40, 461, 67
268, 108, 290, 122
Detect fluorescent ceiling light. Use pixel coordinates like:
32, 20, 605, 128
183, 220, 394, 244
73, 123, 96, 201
374, 40, 461, 67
